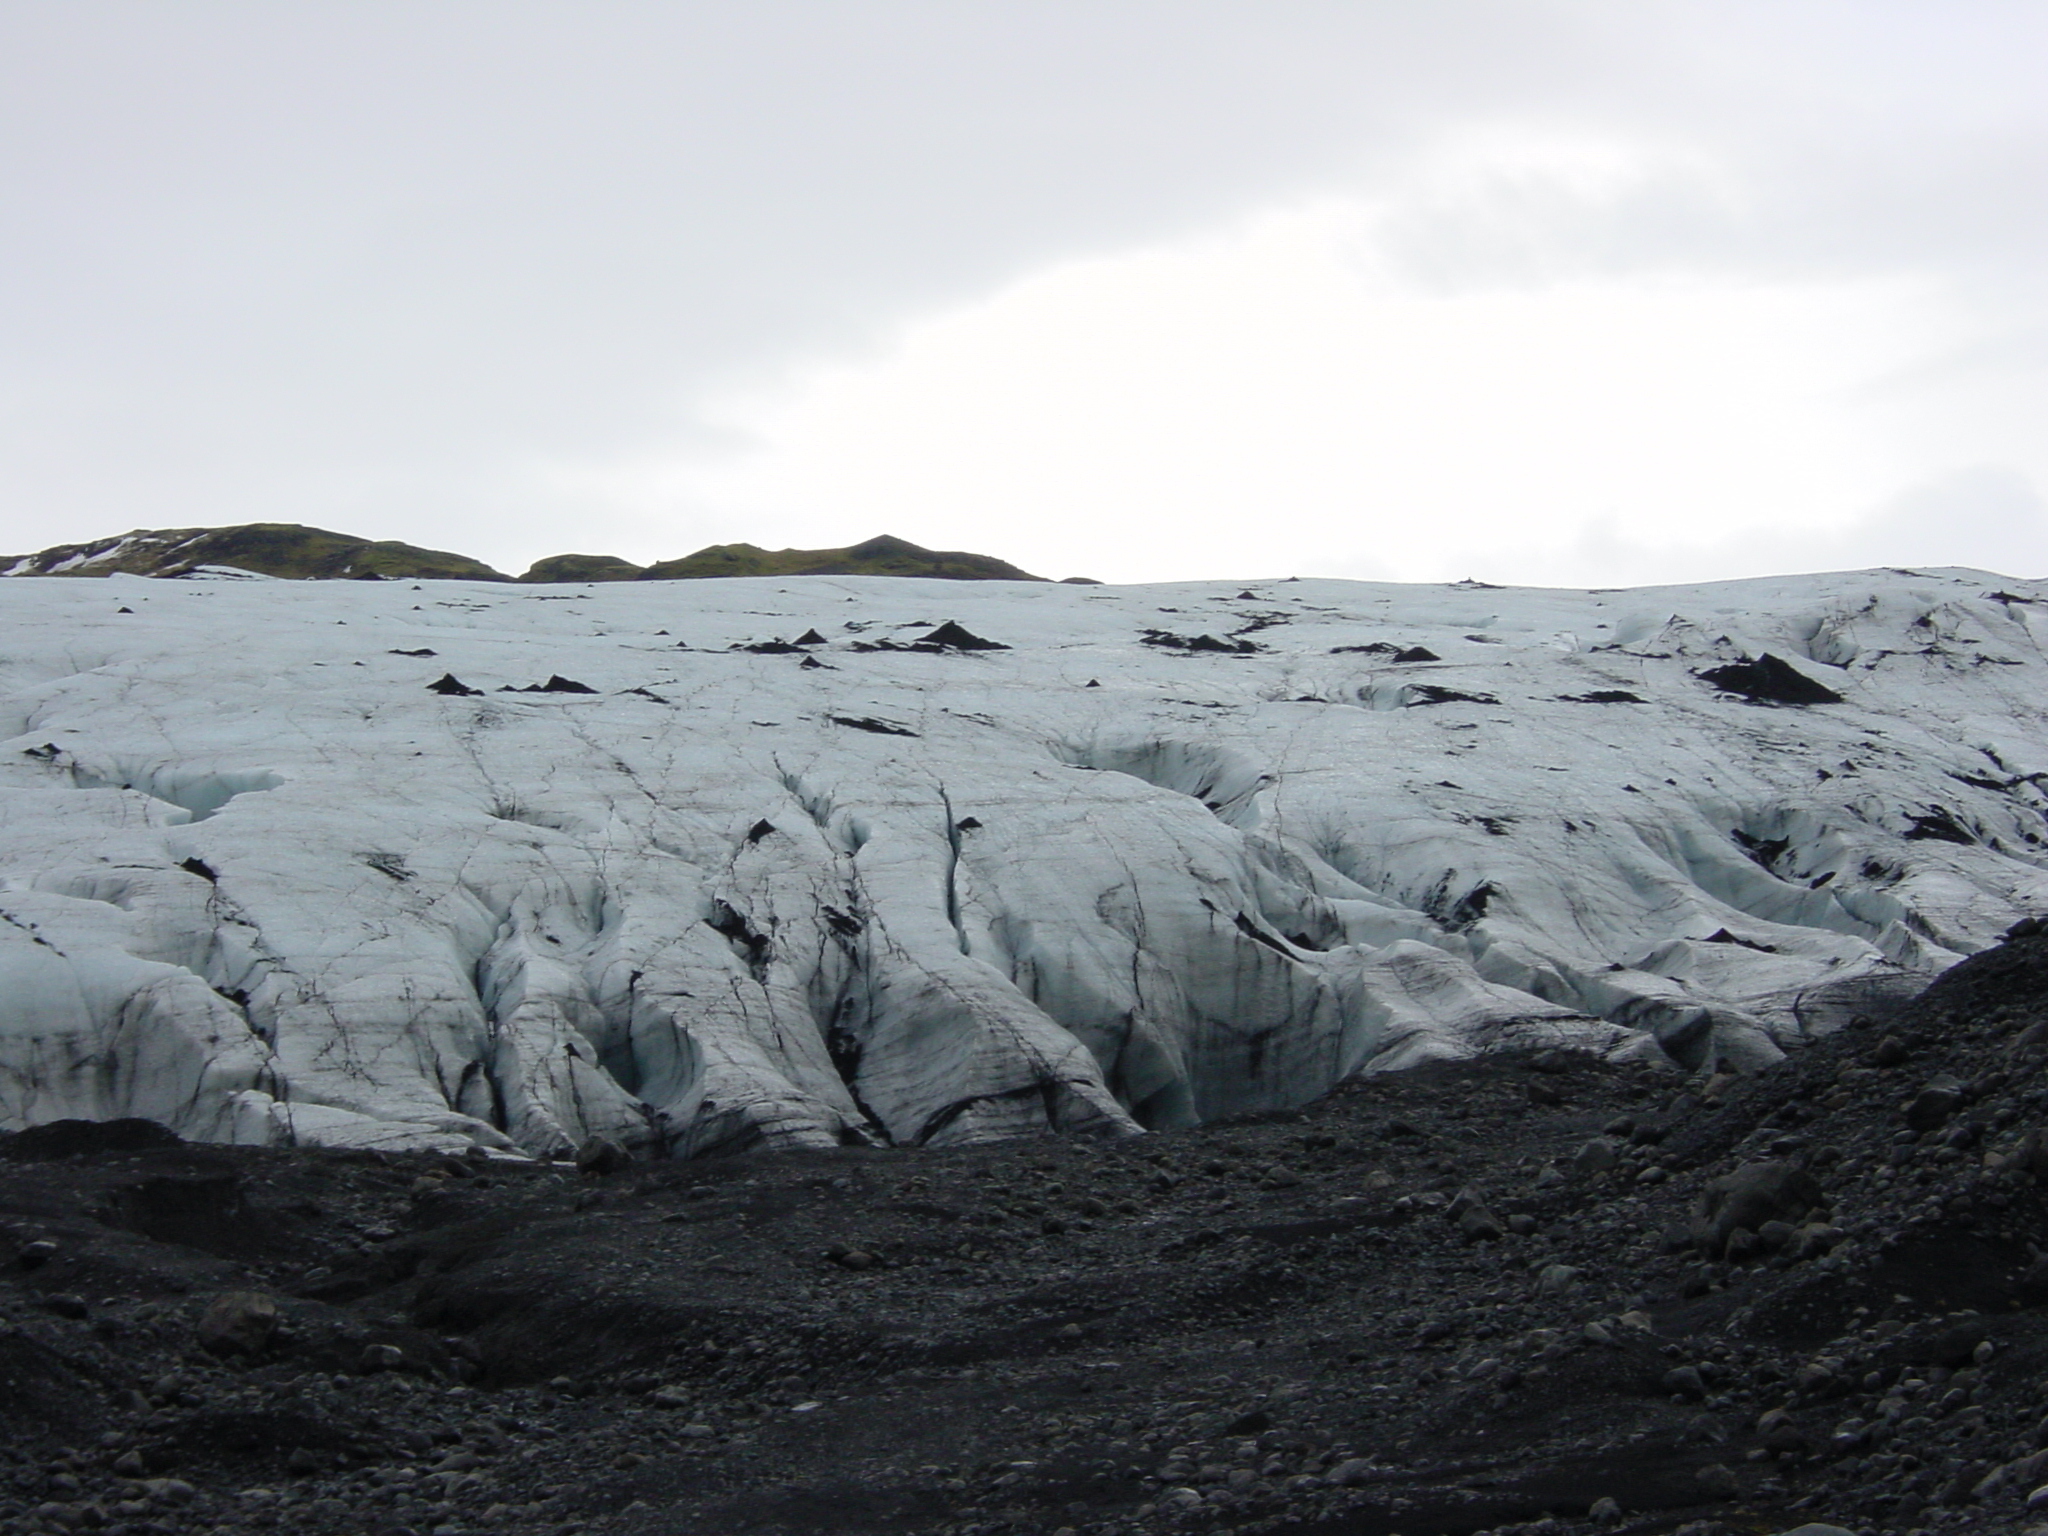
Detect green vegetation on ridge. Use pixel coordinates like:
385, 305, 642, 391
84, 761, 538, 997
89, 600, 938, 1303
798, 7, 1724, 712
3, 525, 1049, 584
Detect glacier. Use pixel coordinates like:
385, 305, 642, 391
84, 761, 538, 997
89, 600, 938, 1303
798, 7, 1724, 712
1, 563, 2045, 1157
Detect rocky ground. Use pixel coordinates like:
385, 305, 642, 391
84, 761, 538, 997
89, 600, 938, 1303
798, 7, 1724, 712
8, 929, 2048, 1536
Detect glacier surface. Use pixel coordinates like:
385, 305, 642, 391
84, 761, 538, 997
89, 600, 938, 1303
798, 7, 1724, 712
2, 564, 2045, 1156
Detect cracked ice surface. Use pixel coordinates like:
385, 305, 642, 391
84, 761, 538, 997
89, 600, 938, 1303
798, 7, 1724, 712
2, 565, 2046, 1155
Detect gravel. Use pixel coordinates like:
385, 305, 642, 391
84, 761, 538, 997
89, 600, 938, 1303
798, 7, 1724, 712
6, 927, 2048, 1535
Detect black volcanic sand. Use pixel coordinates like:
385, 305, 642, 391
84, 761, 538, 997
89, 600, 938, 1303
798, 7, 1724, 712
8, 937, 2048, 1536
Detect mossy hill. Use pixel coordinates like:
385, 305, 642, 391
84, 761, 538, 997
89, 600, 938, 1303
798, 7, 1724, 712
517, 553, 646, 584
3, 526, 1047, 584
1, 524, 509, 582
631, 534, 1041, 582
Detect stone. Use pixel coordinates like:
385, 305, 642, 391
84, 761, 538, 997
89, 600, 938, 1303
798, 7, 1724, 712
358, 1343, 405, 1373
1573, 1138, 1620, 1174
2007, 1448, 2048, 1485
574, 1135, 631, 1176
1695, 1463, 1739, 1497
1793, 1223, 1844, 1260
1589, 1496, 1622, 1522
1663, 1365, 1707, 1400
1535, 1263, 1582, 1295
1457, 1203, 1506, 1243
1692, 1162, 1824, 1258
1326, 1458, 1376, 1486
17, 1238, 57, 1269
196, 1291, 278, 1356
1906, 1074, 1965, 1134
2008, 1130, 2048, 1183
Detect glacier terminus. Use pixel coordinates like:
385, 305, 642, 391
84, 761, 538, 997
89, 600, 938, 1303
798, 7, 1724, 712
2, 563, 2045, 1158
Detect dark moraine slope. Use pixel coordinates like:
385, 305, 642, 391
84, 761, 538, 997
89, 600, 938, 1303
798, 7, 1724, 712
5, 923, 2048, 1536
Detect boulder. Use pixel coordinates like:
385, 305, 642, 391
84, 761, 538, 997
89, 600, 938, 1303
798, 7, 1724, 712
1692, 1161, 1824, 1258
574, 1136, 631, 1176
1573, 1137, 1620, 1174
196, 1291, 279, 1356
1906, 1073, 1965, 1134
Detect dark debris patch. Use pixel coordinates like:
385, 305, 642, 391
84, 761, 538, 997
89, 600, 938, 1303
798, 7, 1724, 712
1328, 643, 1439, 661
1703, 928, 1777, 952
517, 675, 599, 694
1730, 828, 1791, 870
1903, 805, 1976, 845
1406, 684, 1500, 706
918, 620, 1008, 650
843, 625, 1006, 654
1140, 629, 1258, 654
1558, 690, 1646, 704
425, 673, 482, 696
1696, 653, 1845, 705
828, 715, 919, 737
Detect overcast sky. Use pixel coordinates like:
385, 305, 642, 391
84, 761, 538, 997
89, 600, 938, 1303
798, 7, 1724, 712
5, 1, 2047, 585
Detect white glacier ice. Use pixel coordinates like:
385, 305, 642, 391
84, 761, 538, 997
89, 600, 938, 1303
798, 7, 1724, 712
1, 563, 2044, 1156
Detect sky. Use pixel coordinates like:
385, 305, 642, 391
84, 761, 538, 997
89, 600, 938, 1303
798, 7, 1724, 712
4, 1, 2048, 587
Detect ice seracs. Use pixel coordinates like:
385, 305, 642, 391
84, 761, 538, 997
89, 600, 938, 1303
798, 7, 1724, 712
2, 564, 2045, 1155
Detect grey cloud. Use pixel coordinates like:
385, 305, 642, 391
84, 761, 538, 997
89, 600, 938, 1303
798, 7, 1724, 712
1452, 466, 2048, 591
1839, 466, 2048, 578
4, 2, 2047, 569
